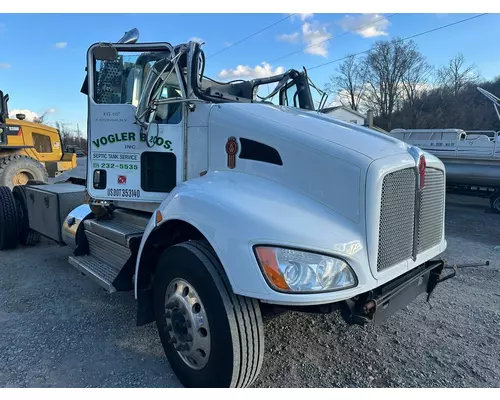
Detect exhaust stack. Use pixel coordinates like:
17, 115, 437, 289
117, 28, 139, 44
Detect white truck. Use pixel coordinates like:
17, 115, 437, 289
0, 29, 452, 387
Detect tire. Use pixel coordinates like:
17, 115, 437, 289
153, 240, 264, 388
23, 229, 40, 246
0, 155, 48, 189
0, 186, 19, 250
490, 195, 500, 213
11, 186, 40, 246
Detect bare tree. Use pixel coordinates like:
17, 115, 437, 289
401, 55, 433, 127
364, 38, 423, 130
437, 53, 479, 98
75, 123, 83, 148
33, 112, 48, 124
55, 121, 72, 146
325, 54, 368, 111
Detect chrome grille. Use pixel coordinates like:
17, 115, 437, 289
377, 168, 416, 271
417, 168, 445, 253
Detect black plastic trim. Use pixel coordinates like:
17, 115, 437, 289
239, 138, 283, 166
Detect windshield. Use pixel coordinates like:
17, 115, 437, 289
94, 50, 171, 107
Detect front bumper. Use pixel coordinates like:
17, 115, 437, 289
342, 259, 449, 325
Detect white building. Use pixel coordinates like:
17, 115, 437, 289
320, 106, 367, 125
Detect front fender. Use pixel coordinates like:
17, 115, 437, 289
135, 171, 374, 305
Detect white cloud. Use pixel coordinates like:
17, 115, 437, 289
8, 109, 40, 122
53, 42, 67, 49
218, 62, 285, 81
189, 37, 204, 44
302, 22, 332, 57
47, 108, 56, 113
277, 32, 299, 43
290, 13, 314, 22
339, 14, 390, 38
0, 62, 11, 69
224, 41, 233, 47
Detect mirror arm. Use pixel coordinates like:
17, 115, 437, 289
153, 98, 205, 106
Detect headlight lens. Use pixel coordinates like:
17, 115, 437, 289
255, 246, 357, 292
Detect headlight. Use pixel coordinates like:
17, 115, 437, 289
254, 246, 357, 293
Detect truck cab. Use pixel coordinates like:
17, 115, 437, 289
0, 29, 450, 388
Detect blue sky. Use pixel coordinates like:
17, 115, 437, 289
0, 13, 498, 133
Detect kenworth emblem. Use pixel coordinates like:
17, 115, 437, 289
226, 137, 238, 169
419, 154, 426, 189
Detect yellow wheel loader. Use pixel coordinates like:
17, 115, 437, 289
0, 90, 77, 188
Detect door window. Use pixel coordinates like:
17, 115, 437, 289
152, 84, 183, 125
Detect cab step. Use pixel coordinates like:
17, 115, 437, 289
86, 231, 131, 269
84, 218, 144, 247
68, 255, 120, 293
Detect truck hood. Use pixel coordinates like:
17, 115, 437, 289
223, 103, 408, 161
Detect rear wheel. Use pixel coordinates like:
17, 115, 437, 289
12, 186, 40, 246
0, 155, 48, 189
0, 186, 19, 250
153, 240, 264, 388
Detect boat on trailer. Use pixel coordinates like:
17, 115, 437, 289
389, 87, 500, 212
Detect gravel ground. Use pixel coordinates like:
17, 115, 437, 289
0, 194, 499, 388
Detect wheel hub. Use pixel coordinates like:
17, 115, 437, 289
165, 278, 211, 370
13, 171, 31, 186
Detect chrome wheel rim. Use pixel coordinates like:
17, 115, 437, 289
164, 278, 211, 370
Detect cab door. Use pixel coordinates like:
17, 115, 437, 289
86, 42, 186, 203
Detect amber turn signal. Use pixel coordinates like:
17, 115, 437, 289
255, 247, 290, 291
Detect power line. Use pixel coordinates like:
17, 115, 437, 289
207, 14, 297, 58
269, 13, 397, 64
307, 13, 489, 72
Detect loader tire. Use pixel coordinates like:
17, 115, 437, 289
0, 155, 48, 189
12, 186, 40, 246
154, 240, 264, 388
0, 186, 19, 250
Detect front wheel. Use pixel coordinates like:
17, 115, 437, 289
490, 194, 500, 213
154, 240, 264, 388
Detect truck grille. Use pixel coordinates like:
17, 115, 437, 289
377, 167, 444, 272
417, 168, 445, 253
377, 168, 416, 271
